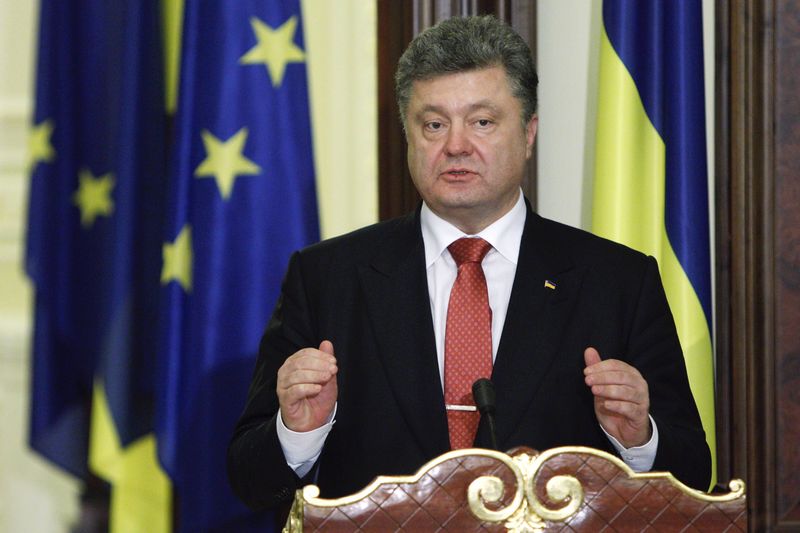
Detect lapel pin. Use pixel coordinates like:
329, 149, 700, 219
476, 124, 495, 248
544, 280, 556, 290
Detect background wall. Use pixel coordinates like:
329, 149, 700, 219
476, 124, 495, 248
0, 1, 82, 531
303, 0, 377, 239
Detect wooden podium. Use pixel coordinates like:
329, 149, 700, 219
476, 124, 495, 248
283, 446, 746, 532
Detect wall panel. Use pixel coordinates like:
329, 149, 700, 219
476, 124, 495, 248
716, 0, 800, 530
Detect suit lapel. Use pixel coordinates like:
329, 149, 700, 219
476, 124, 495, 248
484, 209, 584, 448
357, 210, 451, 458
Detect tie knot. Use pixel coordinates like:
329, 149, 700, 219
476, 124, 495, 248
448, 237, 492, 266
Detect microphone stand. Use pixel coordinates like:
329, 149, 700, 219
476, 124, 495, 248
472, 378, 499, 451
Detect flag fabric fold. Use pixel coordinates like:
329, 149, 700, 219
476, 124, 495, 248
156, 0, 319, 530
593, 0, 716, 488
26, 0, 171, 530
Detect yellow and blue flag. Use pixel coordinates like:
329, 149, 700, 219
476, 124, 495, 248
155, 0, 319, 530
26, 0, 171, 530
594, 0, 716, 487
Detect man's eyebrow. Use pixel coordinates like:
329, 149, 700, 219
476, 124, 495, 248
414, 104, 446, 119
467, 100, 502, 114
414, 100, 503, 119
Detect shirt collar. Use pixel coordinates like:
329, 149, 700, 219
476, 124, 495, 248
421, 189, 527, 268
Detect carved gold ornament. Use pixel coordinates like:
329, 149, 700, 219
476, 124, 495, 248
284, 446, 746, 532
468, 450, 584, 532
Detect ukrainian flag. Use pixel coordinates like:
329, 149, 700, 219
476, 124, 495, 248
593, 0, 716, 488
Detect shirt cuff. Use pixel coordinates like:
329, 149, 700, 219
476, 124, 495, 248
601, 415, 658, 472
277, 404, 336, 478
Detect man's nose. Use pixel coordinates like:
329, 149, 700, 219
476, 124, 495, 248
444, 125, 473, 156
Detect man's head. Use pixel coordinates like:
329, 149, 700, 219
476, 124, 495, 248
395, 15, 538, 131
396, 16, 538, 234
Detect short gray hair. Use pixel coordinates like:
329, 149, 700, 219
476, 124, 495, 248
395, 15, 538, 130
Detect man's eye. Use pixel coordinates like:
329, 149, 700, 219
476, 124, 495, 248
426, 121, 443, 131
476, 119, 492, 127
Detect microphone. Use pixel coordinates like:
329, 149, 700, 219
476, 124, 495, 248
472, 378, 499, 451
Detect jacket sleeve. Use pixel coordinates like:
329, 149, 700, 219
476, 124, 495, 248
227, 251, 321, 510
628, 256, 711, 490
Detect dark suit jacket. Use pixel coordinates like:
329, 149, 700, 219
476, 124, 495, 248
227, 204, 711, 511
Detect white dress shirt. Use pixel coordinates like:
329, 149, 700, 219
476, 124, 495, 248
421, 191, 523, 376
278, 190, 657, 477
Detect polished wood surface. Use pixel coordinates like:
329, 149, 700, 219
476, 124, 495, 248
773, 1, 800, 525
715, 1, 800, 530
285, 447, 746, 532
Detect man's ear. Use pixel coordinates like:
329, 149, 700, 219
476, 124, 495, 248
525, 114, 538, 158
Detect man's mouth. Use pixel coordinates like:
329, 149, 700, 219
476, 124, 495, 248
443, 168, 474, 176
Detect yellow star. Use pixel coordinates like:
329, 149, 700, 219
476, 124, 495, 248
239, 15, 306, 87
161, 224, 193, 292
194, 128, 261, 200
72, 168, 115, 227
28, 119, 56, 169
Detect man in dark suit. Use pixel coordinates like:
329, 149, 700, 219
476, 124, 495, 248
227, 15, 711, 512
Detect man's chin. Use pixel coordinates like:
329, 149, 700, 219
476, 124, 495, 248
431, 187, 487, 208
428, 198, 493, 226
435, 198, 483, 214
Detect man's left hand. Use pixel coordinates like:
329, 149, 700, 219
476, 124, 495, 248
583, 347, 651, 448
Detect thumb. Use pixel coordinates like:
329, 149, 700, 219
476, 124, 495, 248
319, 339, 335, 356
584, 346, 602, 368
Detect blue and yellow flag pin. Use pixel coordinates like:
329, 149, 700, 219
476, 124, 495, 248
544, 280, 556, 290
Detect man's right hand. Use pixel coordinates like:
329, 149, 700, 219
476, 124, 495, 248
277, 340, 338, 432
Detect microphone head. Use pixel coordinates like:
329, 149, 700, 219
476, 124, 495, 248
472, 378, 496, 414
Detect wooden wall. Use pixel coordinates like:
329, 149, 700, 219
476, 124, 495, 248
716, 1, 800, 531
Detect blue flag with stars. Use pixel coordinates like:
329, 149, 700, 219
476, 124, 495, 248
26, 0, 166, 479
156, 1, 319, 530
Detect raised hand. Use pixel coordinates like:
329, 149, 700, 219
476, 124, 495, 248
277, 340, 338, 432
583, 347, 651, 448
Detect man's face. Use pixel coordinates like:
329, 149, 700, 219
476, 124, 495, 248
405, 65, 537, 234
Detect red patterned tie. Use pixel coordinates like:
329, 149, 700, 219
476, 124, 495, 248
445, 237, 493, 449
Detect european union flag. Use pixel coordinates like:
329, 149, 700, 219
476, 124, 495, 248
26, 0, 166, 482
156, 1, 319, 530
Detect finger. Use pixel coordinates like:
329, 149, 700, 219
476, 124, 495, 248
280, 383, 324, 406
302, 346, 337, 365
319, 339, 335, 356
585, 369, 646, 387
278, 368, 337, 390
287, 356, 338, 374
599, 399, 648, 421
589, 384, 645, 403
583, 347, 602, 369
584, 358, 641, 380
283, 349, 337, 372
586, 358, 635, 372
